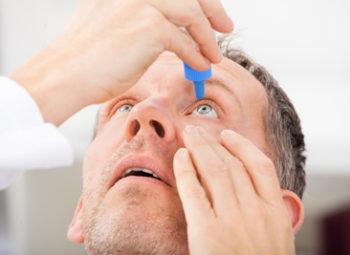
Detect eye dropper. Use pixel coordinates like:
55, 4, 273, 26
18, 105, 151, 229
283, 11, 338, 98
183, 63, 212, 99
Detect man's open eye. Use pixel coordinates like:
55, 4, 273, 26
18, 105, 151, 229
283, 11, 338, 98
191, 104, 218, 118
116, 104, 134, 113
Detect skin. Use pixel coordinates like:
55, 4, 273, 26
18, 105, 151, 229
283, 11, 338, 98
67, 53, 304, 255
10, 0, 233, 125
6, 0, 301, 253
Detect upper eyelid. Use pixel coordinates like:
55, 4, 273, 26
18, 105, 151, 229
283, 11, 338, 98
184, 98, 222, 116
108, 98, 137, 117
109, 97, 223, 117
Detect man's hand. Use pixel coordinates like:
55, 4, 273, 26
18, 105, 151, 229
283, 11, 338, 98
11, 0, 233, 125
173, 125, 296, 255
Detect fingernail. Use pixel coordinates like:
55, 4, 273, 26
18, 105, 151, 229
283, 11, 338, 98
177, 148, 189, 160
185, 125, 197, 134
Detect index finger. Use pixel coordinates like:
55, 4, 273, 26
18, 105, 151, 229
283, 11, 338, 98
197, 0, 234, 33
173, 147, 215, 224
149, 0, 222, 63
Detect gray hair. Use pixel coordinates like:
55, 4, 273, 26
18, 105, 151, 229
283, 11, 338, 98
218, 36, 306, 199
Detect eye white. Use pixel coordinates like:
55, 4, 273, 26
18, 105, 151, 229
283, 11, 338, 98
191, 104, 218, 118
116, 104, 133, 113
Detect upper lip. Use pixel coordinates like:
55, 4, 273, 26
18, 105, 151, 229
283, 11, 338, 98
108, 155, 172, 188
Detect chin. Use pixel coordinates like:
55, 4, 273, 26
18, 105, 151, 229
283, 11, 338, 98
82, 183, 189, 255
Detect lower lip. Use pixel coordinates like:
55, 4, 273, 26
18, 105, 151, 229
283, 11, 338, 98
113, 176, 168, 188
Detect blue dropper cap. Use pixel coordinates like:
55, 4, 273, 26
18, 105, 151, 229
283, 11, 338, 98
183, 63, 212, 99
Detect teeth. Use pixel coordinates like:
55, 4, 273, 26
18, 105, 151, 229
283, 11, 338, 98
152, 173, 160, 179
123, 168, 160, 179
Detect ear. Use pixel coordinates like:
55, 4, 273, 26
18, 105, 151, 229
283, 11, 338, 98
67, 197, 84, 244
282, 190, 305, 234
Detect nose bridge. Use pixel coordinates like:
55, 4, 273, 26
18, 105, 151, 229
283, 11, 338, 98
124, 99, 175, 142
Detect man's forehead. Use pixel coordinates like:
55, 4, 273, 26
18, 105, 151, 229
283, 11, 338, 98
98, 52, 270, 156
156, 51, 243, 72
144, 52, 267, 100
154, 52, 258, 86
101, 52, 268, 114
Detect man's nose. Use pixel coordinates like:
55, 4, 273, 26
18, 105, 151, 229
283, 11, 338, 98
124, 102, 175, 142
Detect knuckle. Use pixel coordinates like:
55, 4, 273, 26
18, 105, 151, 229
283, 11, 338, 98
137, 5, 164, 28
177, 3, 202, 24
185, 1, 201, 15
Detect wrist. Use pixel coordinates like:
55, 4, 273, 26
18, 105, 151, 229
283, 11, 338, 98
10, 45, 88, 125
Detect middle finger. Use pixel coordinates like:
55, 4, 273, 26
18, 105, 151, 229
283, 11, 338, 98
148, 0, 221, 63
183, 125, 238, 215
196, 126, 259, 207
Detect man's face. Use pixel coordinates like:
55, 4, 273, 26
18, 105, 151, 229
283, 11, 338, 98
79, 53, 269, 254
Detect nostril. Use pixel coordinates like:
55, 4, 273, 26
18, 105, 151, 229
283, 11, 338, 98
149, 120, 165, 138
129, 120, 141, 136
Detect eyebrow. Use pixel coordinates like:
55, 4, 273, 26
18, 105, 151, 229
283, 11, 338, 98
205, 78, 242, 109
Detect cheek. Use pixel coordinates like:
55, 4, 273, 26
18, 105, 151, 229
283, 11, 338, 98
87, 117, 127, 161
83, 117, 127, 186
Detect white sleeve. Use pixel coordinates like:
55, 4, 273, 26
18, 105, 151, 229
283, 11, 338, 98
0, 76, 74, 189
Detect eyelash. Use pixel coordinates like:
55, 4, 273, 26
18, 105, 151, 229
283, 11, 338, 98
184, 98, 222, 117
110, 98, 222, 118
109, 98, 137, 117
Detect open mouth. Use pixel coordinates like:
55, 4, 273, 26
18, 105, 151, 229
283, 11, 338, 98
122, 168, 161, 181
109, 156, 171, 189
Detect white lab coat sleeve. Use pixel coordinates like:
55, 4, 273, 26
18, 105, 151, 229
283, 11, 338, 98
0, 76, 74, 189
